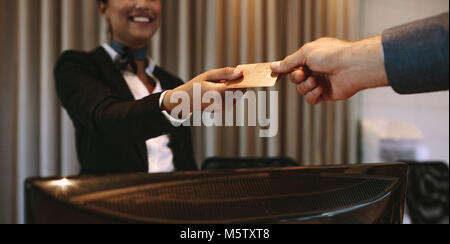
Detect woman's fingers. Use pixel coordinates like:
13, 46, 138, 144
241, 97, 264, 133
203, 67, 243, 82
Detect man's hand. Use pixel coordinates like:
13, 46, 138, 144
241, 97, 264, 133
271, 36, 390, 105
161, 67, 244, 113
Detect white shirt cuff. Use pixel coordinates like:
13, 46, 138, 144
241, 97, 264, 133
159, 90, 192, 126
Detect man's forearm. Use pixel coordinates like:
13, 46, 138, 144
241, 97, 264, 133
348, 35, 390, 90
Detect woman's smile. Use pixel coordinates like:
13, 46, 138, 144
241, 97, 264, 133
127, 12, 156, 25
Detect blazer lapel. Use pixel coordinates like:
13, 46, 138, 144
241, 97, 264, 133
90, 47, 149, 171
153, 66, 180, 91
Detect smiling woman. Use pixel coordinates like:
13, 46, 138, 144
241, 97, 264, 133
53, 0, 243, 175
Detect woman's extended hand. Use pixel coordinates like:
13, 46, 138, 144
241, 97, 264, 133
161, 67, 244, 114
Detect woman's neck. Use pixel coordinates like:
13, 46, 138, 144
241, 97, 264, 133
110, 38, 148, 51
135, 59, 149, 73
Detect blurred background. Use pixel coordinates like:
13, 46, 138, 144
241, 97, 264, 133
0, 0, 448, 224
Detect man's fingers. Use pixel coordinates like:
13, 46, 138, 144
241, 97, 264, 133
271, 47, 307, 73
203, 67, 243, 82
290, 68, 307, 84
305, 86, 324, 105
296, 76, 317, 95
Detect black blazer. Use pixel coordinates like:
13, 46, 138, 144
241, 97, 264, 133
54, 47, 197, 175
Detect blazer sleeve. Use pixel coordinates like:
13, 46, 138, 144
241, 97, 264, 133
54, 50, 181, 143
382, 13, 449, 94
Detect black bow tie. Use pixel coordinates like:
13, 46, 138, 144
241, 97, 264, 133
115, 50, 139, 74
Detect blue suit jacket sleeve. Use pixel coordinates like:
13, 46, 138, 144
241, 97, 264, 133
382, 13, 449, 94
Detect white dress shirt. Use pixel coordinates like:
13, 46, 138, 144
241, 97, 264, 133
102, 43, 185, 173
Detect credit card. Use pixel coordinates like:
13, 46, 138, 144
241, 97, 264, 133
227, 63, 279, 88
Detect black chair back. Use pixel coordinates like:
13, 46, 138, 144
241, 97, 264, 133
405, 161, 449, 224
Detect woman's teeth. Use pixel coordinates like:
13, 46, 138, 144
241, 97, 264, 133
132, 17, 151, 23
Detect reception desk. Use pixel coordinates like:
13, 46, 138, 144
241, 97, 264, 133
25, 162, 408, 224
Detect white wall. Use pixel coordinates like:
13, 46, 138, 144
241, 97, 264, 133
359, 0, 449, 164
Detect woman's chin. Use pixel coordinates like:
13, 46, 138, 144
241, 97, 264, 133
133, 30, 156, 40
127, 35, 153, 47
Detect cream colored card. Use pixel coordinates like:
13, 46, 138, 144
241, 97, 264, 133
227, 63, 279, 88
